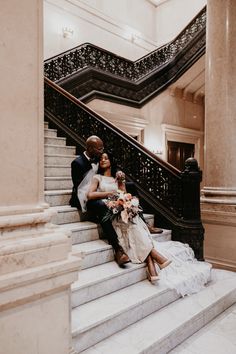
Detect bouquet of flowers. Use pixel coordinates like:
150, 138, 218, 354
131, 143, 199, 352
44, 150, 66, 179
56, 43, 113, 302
103, 190, 142, 224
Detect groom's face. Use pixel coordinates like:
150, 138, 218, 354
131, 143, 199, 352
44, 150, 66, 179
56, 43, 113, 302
89, 139, 104, 158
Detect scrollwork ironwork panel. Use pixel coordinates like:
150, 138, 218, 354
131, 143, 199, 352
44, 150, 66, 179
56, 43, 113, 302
44, 7, 206, 84
45, 81, 183, 218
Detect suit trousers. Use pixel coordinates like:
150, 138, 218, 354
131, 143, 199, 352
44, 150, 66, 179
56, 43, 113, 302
86, 199, 120, 251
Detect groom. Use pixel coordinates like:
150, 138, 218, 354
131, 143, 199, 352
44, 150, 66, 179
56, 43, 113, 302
70, 135, 130, 267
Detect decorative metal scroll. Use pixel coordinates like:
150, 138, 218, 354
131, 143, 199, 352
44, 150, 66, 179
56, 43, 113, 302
45, 78, 184, 217
44, 78, 204, 259
44, 7, 206, 83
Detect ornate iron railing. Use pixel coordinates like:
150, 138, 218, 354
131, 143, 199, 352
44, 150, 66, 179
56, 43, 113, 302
44, 7, 206, 83
45, 78, 204, 259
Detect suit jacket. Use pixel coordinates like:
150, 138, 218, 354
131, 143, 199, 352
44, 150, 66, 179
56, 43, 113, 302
70, 153, 139, 209
70, 154, 93, 208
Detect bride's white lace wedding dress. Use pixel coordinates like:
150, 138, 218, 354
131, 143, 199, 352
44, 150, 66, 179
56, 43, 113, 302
93, 174, 212, 297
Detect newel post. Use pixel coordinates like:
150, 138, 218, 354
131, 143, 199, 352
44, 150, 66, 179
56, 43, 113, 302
181, 158, 202, 220
179, 158, 204, 260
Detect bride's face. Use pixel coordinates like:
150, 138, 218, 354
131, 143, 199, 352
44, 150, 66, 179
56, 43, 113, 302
99, 153, 111, 170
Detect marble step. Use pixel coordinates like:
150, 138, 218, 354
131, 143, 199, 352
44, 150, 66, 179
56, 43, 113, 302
44, 176, 73, 190
44, 135, 67, 146
45, 165, 71, 177
44, 128, 57, 137
45, 189, 71, 206
72, 240, 114, 269
151, 229, 172, 242
72, 279, 180, 353
72, 261, 147, 307
169, 302, 236, 353
44, 144, 76, 156
60, 221, 101, 244
45, 153, 75, 166
60, 214, 157, 245
44, 121, 49, 128
78, 269, 236, 354
51, 206, 83, 224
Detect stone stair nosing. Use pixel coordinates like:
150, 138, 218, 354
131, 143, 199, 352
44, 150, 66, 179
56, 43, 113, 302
44, 128, 58, 137
44, 189, 72, 206
44, 135, 67, 146
50, 205, 83, 224
74, 270, 236, 354
71, 261, 147, 307
45, 165, 71, 177
60, 221, 102, 244
45, 144, 76, 156
45, 153, 76, 166
72, 239, 114, 270
44, 176, 73, 191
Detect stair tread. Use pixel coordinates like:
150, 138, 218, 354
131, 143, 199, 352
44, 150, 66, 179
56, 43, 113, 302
73, 239, 111, 254
44, 153, 75, 157
169, 302, 236, 353
72, 261, 144, 290
44, 189, 71, 195
44, 128, 57, 132
45, 176, 72, 180
50, 205, 78, 214
72, 279, 170, 335
60, 221, 99, 231
45, 164, 71, 167
78, 269, 236, 353
44, 143, 75, 148
44, 135, 66, 140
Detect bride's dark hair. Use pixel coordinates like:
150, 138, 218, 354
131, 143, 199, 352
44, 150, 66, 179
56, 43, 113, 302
97, 151, 117, 177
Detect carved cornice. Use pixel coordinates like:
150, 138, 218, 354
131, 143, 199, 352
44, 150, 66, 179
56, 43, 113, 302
44, 6, 206, 107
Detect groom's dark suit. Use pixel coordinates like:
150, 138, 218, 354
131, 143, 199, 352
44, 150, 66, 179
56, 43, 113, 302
70, 153, 125, 252
69, 153, 93, 208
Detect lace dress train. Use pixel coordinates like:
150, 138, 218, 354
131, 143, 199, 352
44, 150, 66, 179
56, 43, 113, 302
113, 216, 211, 296
94, 174, 211, 296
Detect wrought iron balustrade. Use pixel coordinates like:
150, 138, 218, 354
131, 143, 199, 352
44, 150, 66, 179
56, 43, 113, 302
44, 78, 204, 259
44, 7, 206, 84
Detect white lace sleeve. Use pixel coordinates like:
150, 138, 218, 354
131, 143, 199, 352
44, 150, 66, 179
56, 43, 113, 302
93, 174, 101, 182
77, 169, 97, 212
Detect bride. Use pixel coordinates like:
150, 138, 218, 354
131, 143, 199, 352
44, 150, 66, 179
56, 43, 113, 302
87, 152, 212, 296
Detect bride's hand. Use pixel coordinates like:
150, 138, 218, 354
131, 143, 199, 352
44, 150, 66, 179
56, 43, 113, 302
106, 190, 117, 197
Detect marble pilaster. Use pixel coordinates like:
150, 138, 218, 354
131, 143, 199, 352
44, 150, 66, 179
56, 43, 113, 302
0, 1, 80, 353
201, 0, 236, 270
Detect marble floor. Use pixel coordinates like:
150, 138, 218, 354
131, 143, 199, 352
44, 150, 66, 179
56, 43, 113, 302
170, 302, 236, 354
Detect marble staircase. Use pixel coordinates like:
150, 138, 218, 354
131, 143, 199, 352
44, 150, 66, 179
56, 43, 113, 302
44, 122, 236, 354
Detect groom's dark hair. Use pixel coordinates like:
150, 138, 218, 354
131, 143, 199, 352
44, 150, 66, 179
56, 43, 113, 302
97, 151, 117, 177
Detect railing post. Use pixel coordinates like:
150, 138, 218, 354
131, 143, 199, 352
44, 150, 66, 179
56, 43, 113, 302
177, 158, 204, 260
181, 158, 202, 220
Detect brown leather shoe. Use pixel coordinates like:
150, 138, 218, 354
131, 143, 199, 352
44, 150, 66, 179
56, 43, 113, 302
114, 249, 130, 267
148, 226, 163, 234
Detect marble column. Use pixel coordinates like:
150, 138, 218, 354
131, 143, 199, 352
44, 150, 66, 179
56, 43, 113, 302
201, 0, 236, 270
0, 1, 80, 354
